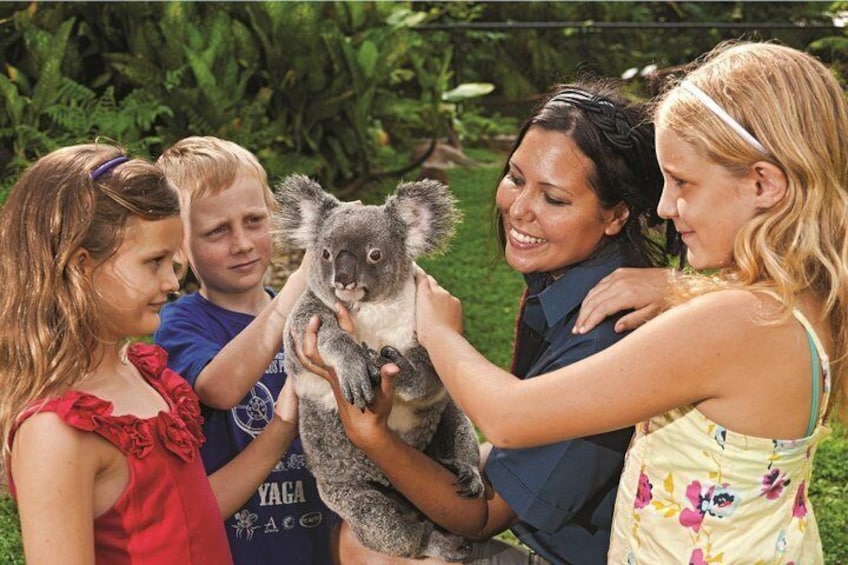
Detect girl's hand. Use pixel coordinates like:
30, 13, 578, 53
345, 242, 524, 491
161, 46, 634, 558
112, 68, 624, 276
292, 306, 399, 451
415, 269, 463, 348
574, 267, 672, 334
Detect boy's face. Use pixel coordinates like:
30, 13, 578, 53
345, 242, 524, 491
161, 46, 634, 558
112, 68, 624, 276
183, 174, 273, 302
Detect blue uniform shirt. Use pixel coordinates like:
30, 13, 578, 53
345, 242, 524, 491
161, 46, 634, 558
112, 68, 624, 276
153, 291, 336, 565
485, 241, 640, 565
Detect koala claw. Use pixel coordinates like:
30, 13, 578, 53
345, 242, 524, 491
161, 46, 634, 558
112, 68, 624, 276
360, 342, 383, 387
339, 380, 367, 411
379, 345, 415, 375
443, 460, 485, 499
339, 356, 376, 411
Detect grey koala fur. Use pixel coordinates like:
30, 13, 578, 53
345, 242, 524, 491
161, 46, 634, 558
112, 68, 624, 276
276, 174, 484, 561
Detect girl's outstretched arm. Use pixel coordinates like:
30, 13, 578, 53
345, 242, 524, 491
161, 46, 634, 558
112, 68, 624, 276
11, 414, 98, 565
415, 273, 799, 448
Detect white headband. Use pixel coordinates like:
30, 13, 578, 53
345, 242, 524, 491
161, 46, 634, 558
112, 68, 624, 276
679, 80, 769, 155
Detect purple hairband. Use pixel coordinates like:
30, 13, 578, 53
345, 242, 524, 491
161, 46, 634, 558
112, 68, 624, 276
90, 156, 129, 180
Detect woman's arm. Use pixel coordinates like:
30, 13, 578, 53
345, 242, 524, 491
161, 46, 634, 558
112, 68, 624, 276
296, 313, 521, 539
415, 274, 782, 448
11, 414, 98, 564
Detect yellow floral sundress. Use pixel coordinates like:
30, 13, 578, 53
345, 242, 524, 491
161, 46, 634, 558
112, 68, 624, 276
608, 308, 830, 564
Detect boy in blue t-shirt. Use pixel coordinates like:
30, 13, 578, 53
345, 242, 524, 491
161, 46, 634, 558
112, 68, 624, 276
155, 136, 336, 565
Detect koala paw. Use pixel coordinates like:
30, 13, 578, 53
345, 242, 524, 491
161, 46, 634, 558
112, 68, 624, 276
378, 345, 415, 377
360, 342, 383, 388
421, 529, 472, 562
337, 352, 376, 411
440, 459, 485, 499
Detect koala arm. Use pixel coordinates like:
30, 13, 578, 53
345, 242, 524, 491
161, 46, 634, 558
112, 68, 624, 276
193, 259, 308, 409
335, 371, 492, 537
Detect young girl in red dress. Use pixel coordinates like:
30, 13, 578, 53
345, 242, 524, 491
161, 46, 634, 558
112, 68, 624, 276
0, 144, 299, 564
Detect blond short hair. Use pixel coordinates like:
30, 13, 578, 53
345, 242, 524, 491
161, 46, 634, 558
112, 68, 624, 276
157, 136, 277, 212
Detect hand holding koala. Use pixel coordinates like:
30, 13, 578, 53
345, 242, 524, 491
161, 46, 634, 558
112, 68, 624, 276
276, 175, 484, 561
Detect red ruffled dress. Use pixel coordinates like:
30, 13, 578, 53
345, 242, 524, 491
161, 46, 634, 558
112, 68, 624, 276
8, 343, 233, 564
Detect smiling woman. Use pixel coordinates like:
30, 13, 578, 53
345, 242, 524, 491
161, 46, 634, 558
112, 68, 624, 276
497, 128, 629, 275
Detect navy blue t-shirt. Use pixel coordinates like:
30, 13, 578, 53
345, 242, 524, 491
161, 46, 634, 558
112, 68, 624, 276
485, 241, 639, 565
154, 291, 336, 565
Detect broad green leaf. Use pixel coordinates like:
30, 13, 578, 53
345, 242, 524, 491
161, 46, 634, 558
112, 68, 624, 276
442, 83, 496, 103
357, 40, 379, 81
31, 17, 74, 115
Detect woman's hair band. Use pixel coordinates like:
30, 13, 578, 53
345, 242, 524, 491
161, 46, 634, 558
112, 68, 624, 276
679, 80, 769, 155
90, 156, 129, 180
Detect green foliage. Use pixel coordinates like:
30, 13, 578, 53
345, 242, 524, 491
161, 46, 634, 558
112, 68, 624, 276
3, 2, 840, 199
0, 495, 22, 565
0, 2, 485, 192
0, 7, 172, 185
417, 165, 524, 370
810, 422, 848, 565
428, 2, 839, 103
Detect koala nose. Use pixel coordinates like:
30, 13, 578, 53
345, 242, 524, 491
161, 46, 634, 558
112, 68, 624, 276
334, 250, 359, 289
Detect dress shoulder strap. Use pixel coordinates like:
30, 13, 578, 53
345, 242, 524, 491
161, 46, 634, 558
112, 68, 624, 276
790, 307, 832, 433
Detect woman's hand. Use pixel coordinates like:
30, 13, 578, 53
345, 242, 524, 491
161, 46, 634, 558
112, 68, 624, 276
574, 267, 673, 334
414, 269, 463, 348
292, 306, 399, 452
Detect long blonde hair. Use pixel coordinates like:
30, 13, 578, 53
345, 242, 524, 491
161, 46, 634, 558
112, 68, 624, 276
0, 144, 181, 463
657, 41, 848, 422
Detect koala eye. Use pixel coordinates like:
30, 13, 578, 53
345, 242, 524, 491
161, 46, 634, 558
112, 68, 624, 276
321, 249, 331, 261
367, 249, 383, 264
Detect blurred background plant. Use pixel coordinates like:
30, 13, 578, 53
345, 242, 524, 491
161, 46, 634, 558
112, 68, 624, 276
3, 1, 845, 200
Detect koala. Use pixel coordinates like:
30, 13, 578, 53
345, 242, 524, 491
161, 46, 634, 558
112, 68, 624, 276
276, 174, 484, 561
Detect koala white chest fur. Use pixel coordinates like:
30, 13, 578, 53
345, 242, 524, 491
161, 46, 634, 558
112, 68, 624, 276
276, 174, 483, 561
293, 277, 417, 410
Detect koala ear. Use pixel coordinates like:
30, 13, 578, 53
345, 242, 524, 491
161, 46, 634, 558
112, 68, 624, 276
274, 174, 340, 249
385, 179, 461, 258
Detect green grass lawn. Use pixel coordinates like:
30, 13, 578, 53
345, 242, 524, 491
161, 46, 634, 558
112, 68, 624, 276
1, 163, 846, 562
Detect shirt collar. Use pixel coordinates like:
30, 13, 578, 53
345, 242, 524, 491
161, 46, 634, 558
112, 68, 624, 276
523, 240, 631, 329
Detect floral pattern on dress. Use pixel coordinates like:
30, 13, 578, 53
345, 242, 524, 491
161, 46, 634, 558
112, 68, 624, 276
792, 481, 808, 520
679, 481, 740, 533
760, 468, 791, 500
612, 310, 829, 564
617, 405, 826, 564
634, 472, 653, 509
